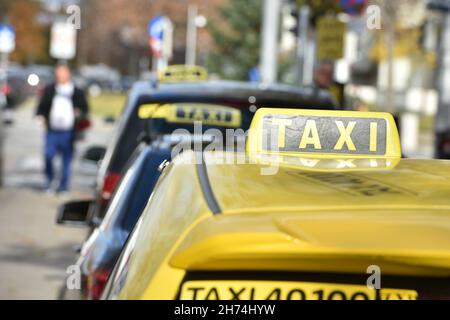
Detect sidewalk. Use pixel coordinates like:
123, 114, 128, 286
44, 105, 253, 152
0, 188, 87, 299
0, 104, 114, 299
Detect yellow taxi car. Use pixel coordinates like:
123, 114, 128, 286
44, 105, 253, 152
102, 108, 450, 300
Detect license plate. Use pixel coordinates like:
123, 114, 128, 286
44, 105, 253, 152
179, 280, 418, 300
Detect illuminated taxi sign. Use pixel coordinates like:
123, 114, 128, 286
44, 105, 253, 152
247, 108, 401, 159
159, 65, 208, 83
138, 103, 242, 128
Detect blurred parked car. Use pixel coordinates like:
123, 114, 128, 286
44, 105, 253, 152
119, 76, 135, 93
57, 143, 171, 299
1, 67, 30, 110
24, 65, 54, 96
92, 76, 337, 221
79, 64, 122, 95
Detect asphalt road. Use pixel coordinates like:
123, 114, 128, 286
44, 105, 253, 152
0, 103, 114, 299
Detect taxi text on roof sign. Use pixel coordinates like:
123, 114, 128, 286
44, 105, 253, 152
246, 108, 401, 159
158, 65, 208, 83
138, 103, 242, 128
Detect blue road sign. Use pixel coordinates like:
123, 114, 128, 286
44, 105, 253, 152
0, 24, 15, 53
148, 16, 166, 57
340, 0, 368, 16
148, 16, 166, 40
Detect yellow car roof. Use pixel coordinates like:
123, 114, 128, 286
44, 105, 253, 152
198, 107, 448, 213
205, 157, 450, 214
167, 152, 450, 276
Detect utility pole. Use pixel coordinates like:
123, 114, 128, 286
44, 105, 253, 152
296, 5, 310, 86
383, 1, 396, 114
436, 11, 450, 154
0, 61, 3, 187
0, 22, 15, 188
186, 5, 198, 66
428, 0, 450, 158
260, 0, 281, 84
0, 53, 6, 186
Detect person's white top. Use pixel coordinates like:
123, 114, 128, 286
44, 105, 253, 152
49, 82, 75, 131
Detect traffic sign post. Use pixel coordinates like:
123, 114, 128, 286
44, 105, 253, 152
260, 0, 281, 84
148, 16, 173, 71
429, 0, 450, 157
296, 5, 311, 86
0, 24, 15, 54
0, 24, 15, 102
185, 5, 207, 66
0, 23, 15, 188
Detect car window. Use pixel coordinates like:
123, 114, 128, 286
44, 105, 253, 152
99, 162, 137, 231
102, 217, 142, 300
109, 110, 145, 173
120, 149, 171, 232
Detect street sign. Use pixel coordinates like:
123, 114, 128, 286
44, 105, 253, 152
148, 16, 173, 71
148, 16, 173, 59
50, 22, 77, 60
148, 16, 165, 57
0, 24, 15, 54
340, 0, 368, 16
316, 16, 346, 61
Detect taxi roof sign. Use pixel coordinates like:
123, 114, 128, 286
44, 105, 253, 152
138, 103, 242, 128
246, 108, 401, 159
158, 65, 208, 83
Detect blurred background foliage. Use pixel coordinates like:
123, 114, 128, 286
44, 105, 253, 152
207, 0, 262, 80
0, 0, 49, 64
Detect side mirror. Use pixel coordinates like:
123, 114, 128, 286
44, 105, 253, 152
82, 145, 106, 164
56, 200, 93, 227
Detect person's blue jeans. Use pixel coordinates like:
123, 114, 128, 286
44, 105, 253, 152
45, 130, 74, 192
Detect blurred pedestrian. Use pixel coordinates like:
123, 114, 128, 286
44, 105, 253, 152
313, 60, 334, 90
36, 63, 89, 194
313, 60, 345, 108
